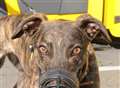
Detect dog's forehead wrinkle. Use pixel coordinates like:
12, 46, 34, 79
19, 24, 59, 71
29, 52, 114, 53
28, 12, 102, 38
40, 21, 85, 49
43, 30, 65, 47
41, 21, 74, 44
42, 20, 74, 31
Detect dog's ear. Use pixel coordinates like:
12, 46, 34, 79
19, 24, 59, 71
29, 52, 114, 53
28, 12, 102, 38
12, 13, 47, 39
76, 14, 111, 44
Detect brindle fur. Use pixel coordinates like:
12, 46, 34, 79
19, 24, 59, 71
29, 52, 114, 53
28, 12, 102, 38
0, 13, 111, 88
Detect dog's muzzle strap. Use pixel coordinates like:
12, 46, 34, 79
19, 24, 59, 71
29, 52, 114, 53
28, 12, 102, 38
39, 69, 77, 88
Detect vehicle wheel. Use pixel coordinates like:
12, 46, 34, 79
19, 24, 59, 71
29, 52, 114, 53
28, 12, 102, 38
108, 31, 120, 49
110, 40, 120, 49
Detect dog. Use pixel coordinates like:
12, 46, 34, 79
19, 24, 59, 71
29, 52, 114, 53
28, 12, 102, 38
0, 13, 111, 88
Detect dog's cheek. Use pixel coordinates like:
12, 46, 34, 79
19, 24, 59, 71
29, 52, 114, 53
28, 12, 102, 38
35, 55, 50, 73
68, 57, 82, 72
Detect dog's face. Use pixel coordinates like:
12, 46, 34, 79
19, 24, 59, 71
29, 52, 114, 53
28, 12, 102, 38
12, 13, 111, 88
34, 21, 86, 88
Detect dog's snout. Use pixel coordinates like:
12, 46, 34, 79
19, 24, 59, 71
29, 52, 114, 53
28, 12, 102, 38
39, 69, 77, 88
40, 79, 71, 88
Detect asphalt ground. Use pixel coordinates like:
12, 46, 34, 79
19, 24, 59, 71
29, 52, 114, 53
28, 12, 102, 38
94, 44, 120, 88
0, 44, 120, 88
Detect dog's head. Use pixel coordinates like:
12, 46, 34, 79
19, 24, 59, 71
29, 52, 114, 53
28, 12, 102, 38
12, 13, 111, 88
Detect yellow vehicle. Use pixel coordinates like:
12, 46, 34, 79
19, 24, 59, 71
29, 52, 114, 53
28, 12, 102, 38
0, 0, 120, 48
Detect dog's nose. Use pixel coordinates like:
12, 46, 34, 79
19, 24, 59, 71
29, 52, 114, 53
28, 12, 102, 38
39, 69, 77, 88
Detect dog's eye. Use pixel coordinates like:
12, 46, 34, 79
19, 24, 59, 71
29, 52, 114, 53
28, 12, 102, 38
72, 47, 81, 55
39, 46, 48, 54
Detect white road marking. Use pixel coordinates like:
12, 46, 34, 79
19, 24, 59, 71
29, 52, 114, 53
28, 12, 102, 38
99, 66, 120, 71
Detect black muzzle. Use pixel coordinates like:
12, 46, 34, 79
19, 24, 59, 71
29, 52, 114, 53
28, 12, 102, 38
39, 69, 77, 88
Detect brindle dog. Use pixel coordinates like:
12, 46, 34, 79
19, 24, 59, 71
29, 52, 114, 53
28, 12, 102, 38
0, 13, 111, 88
